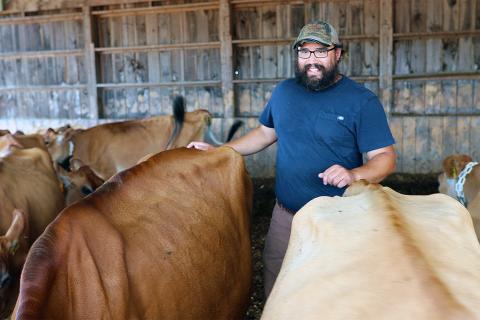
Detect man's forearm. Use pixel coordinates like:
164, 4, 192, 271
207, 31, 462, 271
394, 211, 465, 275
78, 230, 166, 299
351, 151, 396, 183
224, 126, 276, 156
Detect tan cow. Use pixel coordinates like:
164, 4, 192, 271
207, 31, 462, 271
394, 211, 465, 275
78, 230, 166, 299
16, 147, 252, 320
0, 134, 47, 153
45, 96, 242, 180
262, 181, 480, 320
438, 154, 480, 238
0, 145, 64, 319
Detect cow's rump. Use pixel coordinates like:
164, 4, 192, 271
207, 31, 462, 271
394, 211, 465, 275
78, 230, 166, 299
262, 181, 480, 320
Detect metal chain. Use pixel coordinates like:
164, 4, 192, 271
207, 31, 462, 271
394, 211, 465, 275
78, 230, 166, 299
455, 161, 479, 207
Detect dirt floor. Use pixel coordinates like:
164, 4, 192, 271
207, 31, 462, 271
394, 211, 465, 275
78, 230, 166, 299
244, 173, 440, 320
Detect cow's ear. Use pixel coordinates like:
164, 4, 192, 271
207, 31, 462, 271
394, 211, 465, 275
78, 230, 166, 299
4, 209, 26, 255
43, 128, 56, 144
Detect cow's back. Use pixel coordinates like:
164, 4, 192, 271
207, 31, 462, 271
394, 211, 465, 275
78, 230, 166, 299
17, 147, 252, 320
71, 111, 211, 180
262, 182, 480, 320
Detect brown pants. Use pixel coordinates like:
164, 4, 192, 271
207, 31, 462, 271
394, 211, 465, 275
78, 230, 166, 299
263, 202, 294, 298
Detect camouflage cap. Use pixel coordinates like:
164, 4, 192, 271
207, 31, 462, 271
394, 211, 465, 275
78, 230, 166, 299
293, 20, 341, 49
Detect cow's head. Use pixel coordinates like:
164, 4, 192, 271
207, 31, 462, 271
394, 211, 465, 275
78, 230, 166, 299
442, 154, 473, 179
44, 126, 78, 170
0, 209, 27, 318
57, 164, 105, 206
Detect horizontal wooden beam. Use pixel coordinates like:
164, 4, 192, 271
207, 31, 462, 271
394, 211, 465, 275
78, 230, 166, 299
0, 12, 83, 25
391, 113, 480, 117
97, 81, 221, 89
233, 75, 379, 84
0, 85, 87, 92
92, 1, 219, 17
0, 49, 84, 60
95, 42, 220, 54
231, 0, 304, 7
394, 30, 480, 40
393, 71, 480, 81
232, 34, 379, 47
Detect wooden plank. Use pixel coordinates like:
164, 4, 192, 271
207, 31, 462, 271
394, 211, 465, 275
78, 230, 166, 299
393, 80, 410, 113
427, 0, 443, 32
457, 79, 474, 113
262, 5, 277, 79
83, 5, 98, 120
456, 116, 471, 155
441, 80, 458, 114
443, 0, 459, 31
410, 80, 425, 114
393, 40, 411, 75
145, 13, 160, 115
458, 37, 473, 71
410, 39, 426, 73
442, 115, 457, 156
415, 116, 430, 173
429, 117, 444, 172
389, 116, 403, 172
402, 117, 416, 173
349, 1, 364, 35
426, 0, 442, 74
425, 80, 441, 114
394, 0, 410, 33
459, 0, 473, 30
235, 84, 251, 116
410, 0, 426, 32
220, 0, 234, 118
470, 116, 480, 160
442, 38, 458, 72
474, 80, 480, 113
379, 0, 393, 116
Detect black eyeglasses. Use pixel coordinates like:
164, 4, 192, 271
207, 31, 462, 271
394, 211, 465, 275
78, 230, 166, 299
297, 47, 336, 59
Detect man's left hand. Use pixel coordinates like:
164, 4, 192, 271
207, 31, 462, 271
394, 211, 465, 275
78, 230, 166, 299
318, 164, 356, 188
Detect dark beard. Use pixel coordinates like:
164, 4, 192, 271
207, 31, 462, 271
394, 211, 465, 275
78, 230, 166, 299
295, 62, 339, 91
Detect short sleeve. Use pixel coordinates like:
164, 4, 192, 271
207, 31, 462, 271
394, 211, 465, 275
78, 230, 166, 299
259, 98, 275, 128
356, 96, 395, 153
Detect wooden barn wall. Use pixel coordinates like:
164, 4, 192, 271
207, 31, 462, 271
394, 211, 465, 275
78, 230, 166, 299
0, 0, 479, 177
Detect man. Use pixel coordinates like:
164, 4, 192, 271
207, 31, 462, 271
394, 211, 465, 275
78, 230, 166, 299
188, 20, 396, 297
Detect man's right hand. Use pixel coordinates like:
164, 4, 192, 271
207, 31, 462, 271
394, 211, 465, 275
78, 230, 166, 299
186, 141, 216, 151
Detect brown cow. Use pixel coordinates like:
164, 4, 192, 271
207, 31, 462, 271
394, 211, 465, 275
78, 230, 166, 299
16, 147, 252, 320
262, 181, 480, 320
45, 96, 242, 180
56, 165, 105, 206
438, 154, 480, 238
0, 146, 64, 318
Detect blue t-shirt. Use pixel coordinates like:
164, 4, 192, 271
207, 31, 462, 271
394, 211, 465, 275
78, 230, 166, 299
259, 76, 395, 212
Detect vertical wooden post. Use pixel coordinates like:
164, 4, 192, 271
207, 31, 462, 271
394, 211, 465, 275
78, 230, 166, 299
219, 0, 234, 119
379, 0, 393, 117
83, 4, 99, 119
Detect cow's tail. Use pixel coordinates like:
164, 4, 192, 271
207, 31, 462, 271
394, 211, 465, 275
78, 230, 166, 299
165, 95, 185, 150
206, 119, 244, 145
226, 120, 244, 142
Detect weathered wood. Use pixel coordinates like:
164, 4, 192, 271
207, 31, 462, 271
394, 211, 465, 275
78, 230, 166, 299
379, 0, 393, 115
389, 116, 403, 171
83, 5, 99, 120
219, 0, 234, 118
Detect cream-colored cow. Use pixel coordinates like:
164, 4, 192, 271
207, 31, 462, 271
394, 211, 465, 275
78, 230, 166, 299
262, 181, 480, 320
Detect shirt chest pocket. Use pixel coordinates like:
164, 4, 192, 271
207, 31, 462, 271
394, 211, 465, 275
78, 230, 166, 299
314, 111, 356, 148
